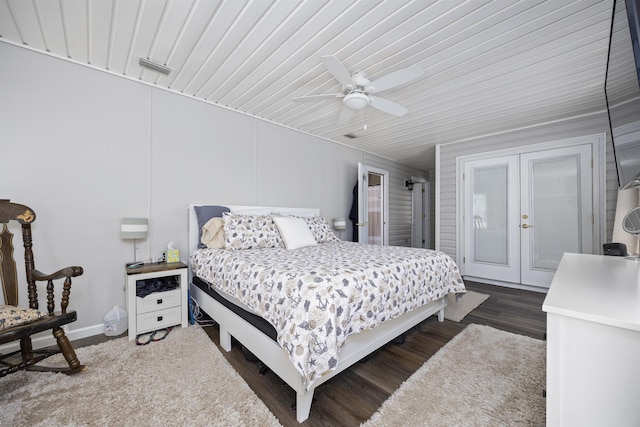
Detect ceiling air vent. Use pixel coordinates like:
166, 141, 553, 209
139, 58, 172, 75
343, 133, 358, 139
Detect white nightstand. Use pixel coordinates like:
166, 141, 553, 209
125, 262, 188, 341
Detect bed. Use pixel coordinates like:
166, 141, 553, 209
188, 204, 465, 422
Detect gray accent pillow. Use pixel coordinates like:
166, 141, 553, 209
195, 205, 230, 248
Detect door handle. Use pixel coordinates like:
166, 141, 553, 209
521, 224, 531, 229
356, 222, 366, 227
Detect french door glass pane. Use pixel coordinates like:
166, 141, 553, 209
473, 165, 508, 265
530, 156, 580, 270
368, 183, 382, 245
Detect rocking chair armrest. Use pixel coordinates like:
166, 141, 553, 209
32, 266, 84, 281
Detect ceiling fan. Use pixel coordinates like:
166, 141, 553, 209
292, 55, 423, 124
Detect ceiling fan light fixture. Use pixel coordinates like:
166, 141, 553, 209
343, 92, 369, 110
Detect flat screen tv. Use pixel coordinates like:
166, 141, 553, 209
606, 0, 640, 189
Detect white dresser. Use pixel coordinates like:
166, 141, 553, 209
542, 253, 640, 427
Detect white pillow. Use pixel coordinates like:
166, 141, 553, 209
273, 216, 317, 250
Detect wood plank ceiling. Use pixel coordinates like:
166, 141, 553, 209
0, 0, 614, 171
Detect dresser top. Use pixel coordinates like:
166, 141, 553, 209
542, 253, 640, 331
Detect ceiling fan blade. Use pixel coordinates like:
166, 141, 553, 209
321, 55, 355, 89
368, 96, 409, 116
292, 93, 344, 102
367, 64, 423, 93
337, 107, 354, 124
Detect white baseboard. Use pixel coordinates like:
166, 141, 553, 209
0, 323, 113, 353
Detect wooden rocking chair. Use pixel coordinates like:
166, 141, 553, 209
0, 199, 85, 377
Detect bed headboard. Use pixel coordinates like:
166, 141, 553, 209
187, 204, 320, 257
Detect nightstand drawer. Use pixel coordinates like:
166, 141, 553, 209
136, 289, 181, 314
136, 306, 181, 333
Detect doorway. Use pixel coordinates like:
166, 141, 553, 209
411, 180, 430, 248
461, 144, 593, 288
358, 163, 389, 245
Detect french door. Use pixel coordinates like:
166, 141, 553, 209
463, 145, 593, 288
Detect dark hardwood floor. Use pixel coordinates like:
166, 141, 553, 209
71, 281, 546, 426
197, 281, 547, 427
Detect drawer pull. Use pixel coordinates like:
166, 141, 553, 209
157, 316, 163, 322
156, 299, 163, 304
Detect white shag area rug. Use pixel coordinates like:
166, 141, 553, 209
444, 290, 489, 322
0, 326, 282, 427
362, 324, 546, 427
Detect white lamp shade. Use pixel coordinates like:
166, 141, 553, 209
121, 218, 149, 239
333, 217, 346, 231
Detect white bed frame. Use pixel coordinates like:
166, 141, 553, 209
188, 204, 447, 423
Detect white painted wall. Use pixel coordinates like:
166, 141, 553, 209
0, 43, 152, 342
0, 43, 425, 344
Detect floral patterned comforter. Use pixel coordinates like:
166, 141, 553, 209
191, 241, 465, 387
